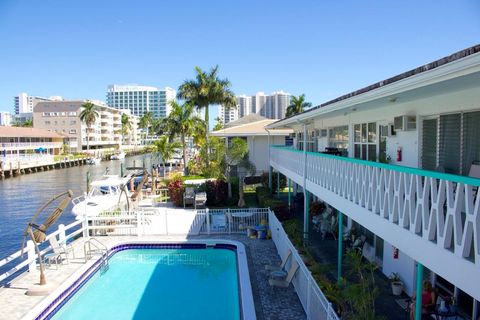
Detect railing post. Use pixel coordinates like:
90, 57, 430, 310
137, 210, 142, 236
206, 208, 210, 235
26, 240, 36, 272
82, 216, 89, 239
227, 208, 231, 234
303, 190, 310, 243
337, 212, 343, 283
288, 178, 291, 208
165, 209, 169, 235
58, 224, 66, 244
306, 275, 312, 319
415, 262, 424, 320
276, 171, 280, 199
268, 166, 272, 191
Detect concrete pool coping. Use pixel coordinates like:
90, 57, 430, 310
23, 238, 256, 320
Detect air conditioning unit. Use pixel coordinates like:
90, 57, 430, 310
394, 115, 416, 131
380, 124, 395, 137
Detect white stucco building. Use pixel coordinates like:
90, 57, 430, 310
211, 114, 292, 173
266, 44, 480, 319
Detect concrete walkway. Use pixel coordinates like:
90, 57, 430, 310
0, 234, 306, 320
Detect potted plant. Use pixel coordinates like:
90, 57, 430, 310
389, 272, 403, 295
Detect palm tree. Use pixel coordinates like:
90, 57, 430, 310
121, 113, 132, 144
285, 94, 312, 117
164, 101, 202, 175
153, 136, 181, 176
139, 112, 154, 143
177, 65, 236, 166
225, 137, 256, 198
79, 101, 100, 151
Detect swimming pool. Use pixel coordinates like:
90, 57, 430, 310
29, 241, 255, 320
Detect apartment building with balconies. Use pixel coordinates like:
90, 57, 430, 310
33, 100, 137, 152
266, 44, 480, 319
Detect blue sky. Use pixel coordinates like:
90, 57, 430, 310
0, 0, 479, 126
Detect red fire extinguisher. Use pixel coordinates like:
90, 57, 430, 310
393, 247, 399, 259
396, 147, 402, 162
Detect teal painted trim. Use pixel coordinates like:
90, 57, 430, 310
268, 166, 272, 191
288, 179, 291, 207
337, 212, 343, 284
304, 190, 310, 241
415, 263, 424, 320
276, 171, 280, 199
270, 146, 480, 187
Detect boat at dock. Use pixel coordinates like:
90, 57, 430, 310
110, 152, 125, 160
86, 158, 101, 165
71, 168, 149, 218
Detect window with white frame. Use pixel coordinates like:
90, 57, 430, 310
328, 125, 349, 150
353, 122, 377, 161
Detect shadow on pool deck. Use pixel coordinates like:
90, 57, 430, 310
193, 234, 307, 320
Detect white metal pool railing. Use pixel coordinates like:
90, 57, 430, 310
0, 208, 269, 284
268, 209, 340, 320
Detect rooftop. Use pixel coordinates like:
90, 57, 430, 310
211, 114, 293, 137
0, 126, 64, 139
268, 43, 480, 128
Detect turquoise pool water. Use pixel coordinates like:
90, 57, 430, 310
52, 248, 240, 320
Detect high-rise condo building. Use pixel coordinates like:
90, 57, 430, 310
106, 85, 176, 119
237, 94, 253, 118
14, 93, 61, 114
266, 91, 291, 119
219, 105, 239, 125
252, 92, 267, 117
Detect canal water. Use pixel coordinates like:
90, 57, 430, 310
0, 154, 157, 261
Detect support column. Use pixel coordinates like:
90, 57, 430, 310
415, 262, 424, 320
268, 166, 272, 191
276, 171, 280, 199
288, 179, 291, 208
303, 190, 310, 243
337, 212, 343, 283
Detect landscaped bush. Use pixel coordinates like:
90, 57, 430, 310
260, 171, 287, 192
168, 179, 185, 207
256, 186, 292, 220
206, 179, 228, 206
309, 201, 326, 216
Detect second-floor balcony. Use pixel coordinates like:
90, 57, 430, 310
270, 145, 480, 301
0, 142, 63, 150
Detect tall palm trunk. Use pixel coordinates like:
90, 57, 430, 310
181, 132, 188, 176
204, 105, 209, 167
86, 126, 90, 151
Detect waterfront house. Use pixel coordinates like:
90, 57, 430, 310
211, 114, 292, 173
266, 44, 480, 318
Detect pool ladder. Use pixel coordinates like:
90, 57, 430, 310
84, 238, 109, 271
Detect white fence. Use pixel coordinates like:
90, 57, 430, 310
268, 210, 340, 320
0, 207, 269, 284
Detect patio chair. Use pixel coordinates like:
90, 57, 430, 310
194, 191, 207, 209
265, 249, 292, 273
269, 260, 299, 288
211, 213, 228, 232
183, 187, 195, 208
43, 236, 74, 268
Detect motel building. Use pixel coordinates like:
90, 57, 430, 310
266, 44, 480, 319
0, 126, 64, 165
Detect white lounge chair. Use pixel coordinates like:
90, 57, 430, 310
265, 249, 292, 272
43, 236, 74, 268
183, 187, 195, 208
269, 260, 299, 288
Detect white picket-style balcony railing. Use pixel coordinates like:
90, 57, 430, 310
0, 142, 62, 150
270, 145, 480, 301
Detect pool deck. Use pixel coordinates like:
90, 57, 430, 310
0, 234, 306, 320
